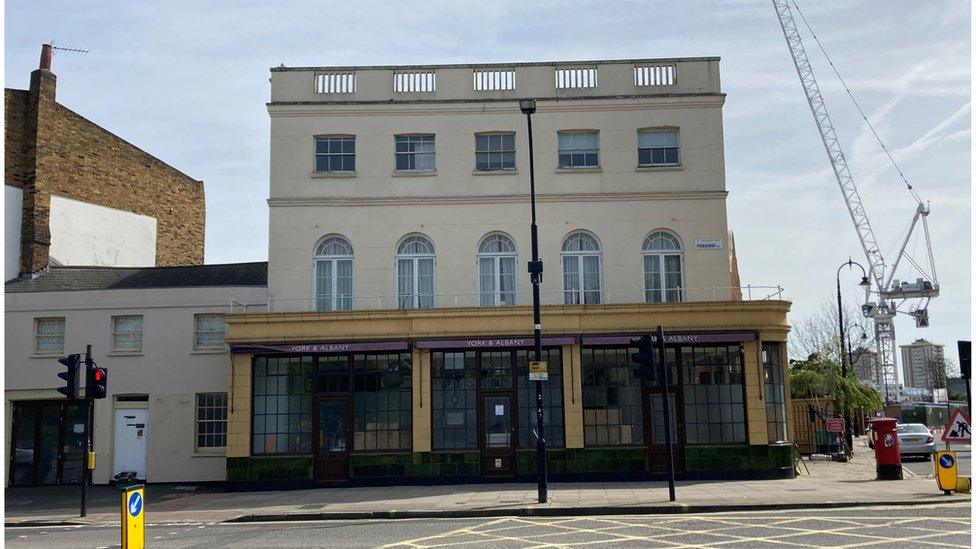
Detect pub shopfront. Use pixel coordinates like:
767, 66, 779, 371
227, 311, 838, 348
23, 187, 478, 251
224, 302, 794, 489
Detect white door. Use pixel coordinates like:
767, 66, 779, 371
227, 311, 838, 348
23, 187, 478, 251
113, 409, 148, 480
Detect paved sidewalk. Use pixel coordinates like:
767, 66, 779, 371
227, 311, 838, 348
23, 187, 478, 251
6, 450, 970, 527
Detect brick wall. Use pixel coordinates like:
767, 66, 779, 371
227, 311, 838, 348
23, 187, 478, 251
5, 67, 205, 274
4, 90, 31, 189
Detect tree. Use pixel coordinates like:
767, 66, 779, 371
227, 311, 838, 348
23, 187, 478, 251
789, 297, 873, 366
789, 354, 884, 415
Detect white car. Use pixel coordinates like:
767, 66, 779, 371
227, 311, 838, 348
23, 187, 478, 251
896, 423, 936, 459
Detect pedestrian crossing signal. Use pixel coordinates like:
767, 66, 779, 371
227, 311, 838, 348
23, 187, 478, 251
89, 367, 108, 399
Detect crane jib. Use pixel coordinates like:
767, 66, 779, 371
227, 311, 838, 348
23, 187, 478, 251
771, 0, 940, 402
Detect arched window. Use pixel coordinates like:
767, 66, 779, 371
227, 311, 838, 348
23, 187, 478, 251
643, 231, 684, 303
478, 233, 517, 306
561, 232, 602, 305
314, 236, 353, 311
396, 235, 435, 309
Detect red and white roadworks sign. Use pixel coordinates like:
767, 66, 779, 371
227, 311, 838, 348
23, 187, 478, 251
941, 409, 972, 443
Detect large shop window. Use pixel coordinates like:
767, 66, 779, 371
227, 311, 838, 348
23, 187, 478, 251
516, 348, 564, 447
763, 343, 788, 442
353, 353, 413, 451
10, 401, 86, 486
681, 346, 745, 444
252, 356, 313, 454
432, 351, 477, 450
582, 347, 644, 446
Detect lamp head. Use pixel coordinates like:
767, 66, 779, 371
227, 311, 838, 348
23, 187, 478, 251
519, 99, 537, 115
859, 276, 871, 291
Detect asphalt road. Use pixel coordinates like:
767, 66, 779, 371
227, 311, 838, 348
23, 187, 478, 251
5, 502, 970, 548
900, 449, 971, 478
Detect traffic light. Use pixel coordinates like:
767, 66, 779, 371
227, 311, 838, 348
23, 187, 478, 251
57, 354, 81, 399
630, 334, 655, 380
959, 341, 971, 380
88, 367, 108, 399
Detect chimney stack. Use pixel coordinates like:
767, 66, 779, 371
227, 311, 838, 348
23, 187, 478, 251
39, 43, 53, 71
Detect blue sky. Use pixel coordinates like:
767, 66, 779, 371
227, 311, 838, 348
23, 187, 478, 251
6, 1, 971, 367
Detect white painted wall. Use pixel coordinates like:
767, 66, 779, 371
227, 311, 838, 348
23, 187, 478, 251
4, 285, 268, 485
48, 195, 157, 267
5, 185, 23, 280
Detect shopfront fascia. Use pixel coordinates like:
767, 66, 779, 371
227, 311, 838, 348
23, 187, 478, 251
224, 302, 793, 489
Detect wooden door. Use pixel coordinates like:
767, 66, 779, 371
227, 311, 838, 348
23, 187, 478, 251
646, 389, 685, 473
480, 393, 516, 477
314, 397, 350, 483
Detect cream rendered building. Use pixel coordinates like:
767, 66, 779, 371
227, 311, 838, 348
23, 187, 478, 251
5, 264, 267, 486
225, 58, 793, 489
267, 58, 735, 310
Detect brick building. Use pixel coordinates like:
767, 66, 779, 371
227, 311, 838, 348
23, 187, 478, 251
4, 44, 205, 279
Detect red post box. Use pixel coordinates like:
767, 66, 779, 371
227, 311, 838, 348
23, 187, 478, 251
869, 418, 903, 480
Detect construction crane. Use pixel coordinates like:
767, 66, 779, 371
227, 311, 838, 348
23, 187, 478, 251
772, 0, 940, 403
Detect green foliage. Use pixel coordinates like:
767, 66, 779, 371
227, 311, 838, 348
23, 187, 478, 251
789, 354, 883, 413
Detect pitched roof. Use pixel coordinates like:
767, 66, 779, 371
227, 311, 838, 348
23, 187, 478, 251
5, 262, 267, 293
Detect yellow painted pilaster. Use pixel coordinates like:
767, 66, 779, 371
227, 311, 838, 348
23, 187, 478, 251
743, 340, 767, 445
562, 344, 584, 448
226, 353, 253, 457
412, 348, 432, 452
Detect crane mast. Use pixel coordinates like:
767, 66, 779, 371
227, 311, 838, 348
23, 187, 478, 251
772, 0, 940, 402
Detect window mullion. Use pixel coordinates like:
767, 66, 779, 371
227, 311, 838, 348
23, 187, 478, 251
495, 256, 502, 305
577, 255, 585, 303
413, 258, 420, 308
331, 259, 338, 305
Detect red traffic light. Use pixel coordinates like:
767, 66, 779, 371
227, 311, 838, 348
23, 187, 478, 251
89, 367, 108, 399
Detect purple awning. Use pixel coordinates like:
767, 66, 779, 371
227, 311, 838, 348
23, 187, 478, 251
231, 341, 410, 354
415, 337, 577, 350
580, 331, 757, 346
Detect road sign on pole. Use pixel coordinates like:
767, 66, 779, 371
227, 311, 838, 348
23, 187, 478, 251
528, 361, 548, 381
941, 409, 972, 443
825, 418, 846, 433
121, 485, 145, 549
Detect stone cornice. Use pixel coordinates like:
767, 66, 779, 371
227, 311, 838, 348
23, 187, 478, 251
267, 95, 726, 117
225, 300, 792, 344
267, 190, 728, 207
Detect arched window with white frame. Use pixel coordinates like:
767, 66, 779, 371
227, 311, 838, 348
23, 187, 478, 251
643, 231, 684, 303
396, 235, 435, 309
477, 233, 517, 306
561, 232, 602, 305
314, 236, 354, 311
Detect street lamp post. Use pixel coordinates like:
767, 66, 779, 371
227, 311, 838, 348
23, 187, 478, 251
520, 99, 547, 504
836, 258, 871, 453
